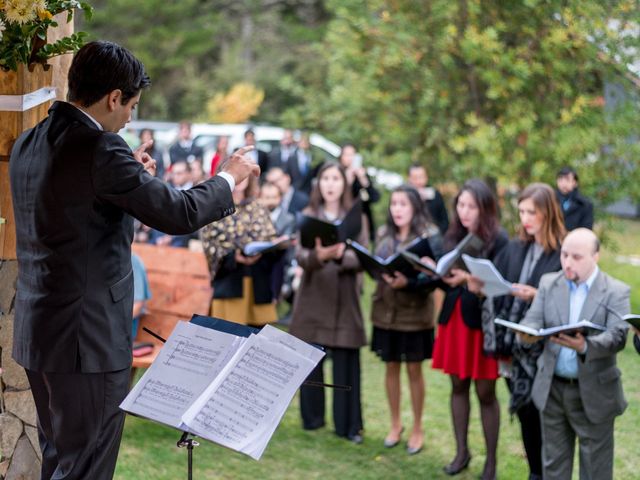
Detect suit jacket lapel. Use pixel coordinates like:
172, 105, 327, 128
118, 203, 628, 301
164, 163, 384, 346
578, 271, 606, 324
552, 276, 570, 326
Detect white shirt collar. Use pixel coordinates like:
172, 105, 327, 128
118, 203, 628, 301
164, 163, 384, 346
71, 104, 103, 131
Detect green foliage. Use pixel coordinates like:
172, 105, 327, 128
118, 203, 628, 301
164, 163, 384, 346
287, 0, 640, 209
83, 0, 329, 122
0, 1, 92, 71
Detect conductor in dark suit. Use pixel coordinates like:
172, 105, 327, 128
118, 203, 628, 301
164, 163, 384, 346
519, 228, 629, 480
9, 41, 259, 480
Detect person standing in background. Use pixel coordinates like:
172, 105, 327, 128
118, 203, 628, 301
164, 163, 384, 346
489, 183, 566, 480
169, 121, 203, 165
370, 185, 443, 455
555, 166, 594, 231
289, 161, 368, 444
339, 144, 380, 243
407, 163, 449, 235
431, 179, 508, 480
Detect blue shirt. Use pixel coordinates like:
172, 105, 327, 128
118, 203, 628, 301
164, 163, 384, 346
132, 253, 151, 338
554, 266, 599, 379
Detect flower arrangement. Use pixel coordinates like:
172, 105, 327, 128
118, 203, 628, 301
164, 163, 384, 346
0, 0, 92, 72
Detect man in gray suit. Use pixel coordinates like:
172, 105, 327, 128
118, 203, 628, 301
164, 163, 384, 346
10, 41, 258, 479
519, 228, 629, 480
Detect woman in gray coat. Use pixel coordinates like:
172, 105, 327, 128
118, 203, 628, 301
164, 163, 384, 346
289, 161, 368, 444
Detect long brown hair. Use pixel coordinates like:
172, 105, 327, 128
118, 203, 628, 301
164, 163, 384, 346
445, 178, 500, 250
306, 161, 353, 216
517, 183, 566, 252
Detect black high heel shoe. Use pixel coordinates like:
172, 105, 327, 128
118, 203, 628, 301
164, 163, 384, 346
443, 454, 471, 476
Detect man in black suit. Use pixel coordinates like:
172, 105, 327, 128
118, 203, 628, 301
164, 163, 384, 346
555, 166, 594, 231
285, 133, 315, 194
268, 128, 297, 170
9, 41, 259, 480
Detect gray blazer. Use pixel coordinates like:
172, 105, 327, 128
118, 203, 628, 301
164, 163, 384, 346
520, 270, 630, 424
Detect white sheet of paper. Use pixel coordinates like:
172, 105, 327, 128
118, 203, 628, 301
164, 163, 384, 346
462, 254, 514, 297
120, 322, 242, 428
181, 334, 317, 460
257, 325, 325, 363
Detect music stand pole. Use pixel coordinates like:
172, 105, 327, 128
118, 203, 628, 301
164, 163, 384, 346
177, 432, 199, 480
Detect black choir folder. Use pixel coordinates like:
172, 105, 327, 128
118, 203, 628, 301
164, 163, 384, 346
299, 200, 362, 248
120, 315, 324, 460
346, 235, 436, 280
401, 233, 485, 277
494, 318, 606, 337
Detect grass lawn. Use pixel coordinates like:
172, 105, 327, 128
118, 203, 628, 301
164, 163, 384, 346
115, 220, 640, 479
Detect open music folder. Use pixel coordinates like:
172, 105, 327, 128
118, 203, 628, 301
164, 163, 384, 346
299, 200, 362, 248
120, 318, 324, 460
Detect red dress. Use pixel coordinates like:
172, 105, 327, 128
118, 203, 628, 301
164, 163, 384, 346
432, 298, 498, 380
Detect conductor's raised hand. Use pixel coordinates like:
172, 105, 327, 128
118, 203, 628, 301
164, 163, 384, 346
221, 146, 260, 184
133, 140, 156, 176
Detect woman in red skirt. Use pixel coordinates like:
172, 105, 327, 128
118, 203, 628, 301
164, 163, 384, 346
432, 179, 508, 480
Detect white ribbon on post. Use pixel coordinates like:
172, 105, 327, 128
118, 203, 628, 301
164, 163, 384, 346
0, 86, 57, 112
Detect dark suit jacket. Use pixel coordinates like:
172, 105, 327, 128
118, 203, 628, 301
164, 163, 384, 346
438, 229, 509, 329
9, 101, 235, 373
555, 188, 594, 231
635, 334, 640, 354
284, 148, 315, 194
169, 141, 204, 164
287, 189, 309, 216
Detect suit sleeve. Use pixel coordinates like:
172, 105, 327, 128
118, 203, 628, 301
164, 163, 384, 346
91, 133, 234, 234
584, 283, 630, 362
634, 334, 640, 355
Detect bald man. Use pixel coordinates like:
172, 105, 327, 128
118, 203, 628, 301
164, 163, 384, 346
518, 228, 629, 480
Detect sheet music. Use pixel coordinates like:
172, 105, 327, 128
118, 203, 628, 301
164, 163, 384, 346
257, 324, 325, 364
120, 322, 243, 428
181, 334, 317, 460
462, 254, 514, 297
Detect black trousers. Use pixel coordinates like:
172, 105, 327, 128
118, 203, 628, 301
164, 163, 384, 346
299, 347, 363, 438
507, 380, 543, 477
26, 368, 130, 480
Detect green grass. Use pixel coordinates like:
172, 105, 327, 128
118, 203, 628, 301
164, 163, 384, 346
115, 220, 640, 480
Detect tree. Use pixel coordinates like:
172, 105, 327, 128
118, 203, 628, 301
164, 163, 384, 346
291, 0, 640, 208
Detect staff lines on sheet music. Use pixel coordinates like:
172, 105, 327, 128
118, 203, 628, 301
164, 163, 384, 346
195, 409, 249, 441
217, 381, 273, 411
200, 397, 259, 430
238, 347, 298, 387
163, 338, 222, 376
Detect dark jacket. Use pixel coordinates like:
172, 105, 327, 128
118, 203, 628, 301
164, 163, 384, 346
634, 334, 640, 355
351, 175, 380, 242
438, 229, 509, 329
423, 186, 449, 235
9, 101, 235, 373
289, 210, 368, 349
493, 239, 562, 323
371, 226, 443, 332
555, 188, 594, 231
491, 239, 561, 412
212, 252, 283, 304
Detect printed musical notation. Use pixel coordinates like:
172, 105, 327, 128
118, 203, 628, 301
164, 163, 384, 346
121, 323, 324, 460
120, 322, 240, 428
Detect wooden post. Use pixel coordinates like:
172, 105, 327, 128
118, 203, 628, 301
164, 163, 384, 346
0, 14, 73, 479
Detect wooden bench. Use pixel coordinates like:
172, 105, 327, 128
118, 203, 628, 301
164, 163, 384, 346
131, 243, 212, 369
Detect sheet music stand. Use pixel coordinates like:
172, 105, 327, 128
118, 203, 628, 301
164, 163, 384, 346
142, 326, 350, 480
